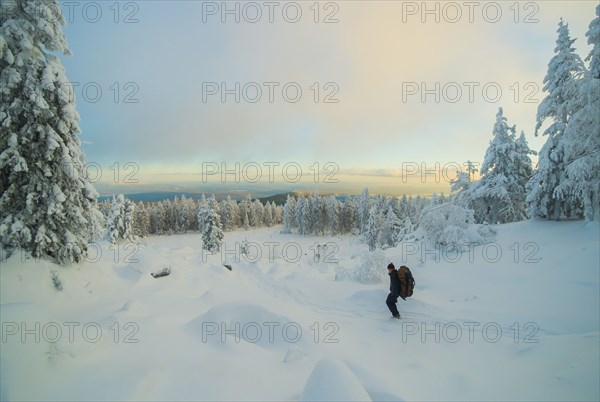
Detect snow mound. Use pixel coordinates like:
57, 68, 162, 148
283, 345, 306, 363
299, 358, 372, 402
0, 303, 70, 401
464, 223, 497, 244
186, 303, 301, 350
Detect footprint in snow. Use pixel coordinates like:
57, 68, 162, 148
464, 295, 478, 302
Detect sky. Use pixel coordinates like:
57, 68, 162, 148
56, 0, 598, 196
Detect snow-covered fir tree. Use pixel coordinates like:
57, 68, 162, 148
220, 196, 237, 231
149, 201, 165, 235
311, 193, 327, 235
357, 188, 370, 234
105, 196, 124, 244
326, 195, 339, 235
105, 195, 134, 244
281, 194, 296, 234
379, 205, 402, 248
364, 206, 380, 251
303, 195, 315, 234
528, 19, 585, 220
242, 210, 250, 230
398, 216, 415, 242
430, 193, 439, 206
512, 131, 536, 219
185, 196, 199, 231
86, 200, 105, 243
0, 0, 100, 263
450, 170, 472, 206
133, 201, 150, 237
556, 6, 600, 221
272, 201, 283, 224
250, 199, 263, 228
398, 194, 409, 221
196, 194, 210, 233
178, 195, 189, 233
162, 199, 175, 234
468, 108, 534, 223
295, 195, 307, 235
264, 202, 274, 227
335, 199, 353, 234
202, 202, 223, 253
123, 198, 135, 241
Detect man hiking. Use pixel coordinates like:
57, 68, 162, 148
386, 263, 401, 319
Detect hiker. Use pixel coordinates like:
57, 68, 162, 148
386, 263, 401, 319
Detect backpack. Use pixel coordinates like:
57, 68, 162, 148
397, 266, 415, 300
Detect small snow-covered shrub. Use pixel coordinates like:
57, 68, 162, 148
51, 271, 63, 291
418, 204, 474, 246
416, 204, 497, 250
335, 250, 388, 284
438, 225, 468, 252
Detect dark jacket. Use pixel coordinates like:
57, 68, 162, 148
389, 269, 401, 297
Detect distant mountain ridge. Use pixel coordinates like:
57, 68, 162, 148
98, 191, 295, 205
98, 191, 350, 205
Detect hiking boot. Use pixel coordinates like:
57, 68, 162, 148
393, 313, 401, 319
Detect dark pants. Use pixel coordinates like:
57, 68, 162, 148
386, 293, 400, 316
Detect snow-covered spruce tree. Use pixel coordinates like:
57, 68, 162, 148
0, 0, 100, 263
179, 195, 189, 233
450, 170, 472, 207
295, 195, 307, 235
196, 194, 209, 233
338, 199, 356, 234
264, 202, 274, 227
468, 108, 533, 223
105, 195, 124, 244
202, 202, 223, 253
275, 201, 283, 224
105, 194, 135, 242
185, 197, 198, 231
208, 195, 221, 221
87, 200, 105, 242
133, 201, 150, 237
379, 205, 402, 248
512, 131, 536, 219
398, 215, 414, 242
227, 196, 240, 230
242, 210, 249, 230
364, 206, 380, 251
326, 195, 339, 235
304, 195, 316, 234
357, 188, 370, 234
97, 200, 111, 219
219, 198, 232, 231
281, 194, 295, 234
149, 202, 165, 234
556, 5, 600, 221
123, 198, 135, 240
408, 195, 427, 226
311, 193, 327, 235
429, 192, 439, 206
250, 199, 263, 228
398, 194, 409, 220
528, 19, 585, 220
164, 198, 178, 234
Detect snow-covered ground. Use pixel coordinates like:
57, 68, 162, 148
1, 220, 598, 401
